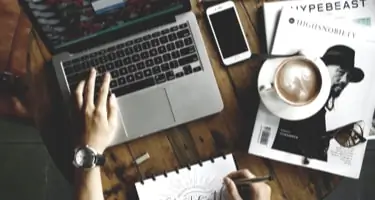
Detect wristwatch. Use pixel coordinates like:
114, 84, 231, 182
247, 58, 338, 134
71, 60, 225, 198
73, 145, 105, 168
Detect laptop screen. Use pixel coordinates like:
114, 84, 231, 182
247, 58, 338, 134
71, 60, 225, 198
25, 0, 184, 50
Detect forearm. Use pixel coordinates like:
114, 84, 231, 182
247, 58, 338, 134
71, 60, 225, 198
75, 167, 104, 200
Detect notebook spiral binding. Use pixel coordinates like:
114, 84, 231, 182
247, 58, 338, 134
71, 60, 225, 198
140, 154, 227, 184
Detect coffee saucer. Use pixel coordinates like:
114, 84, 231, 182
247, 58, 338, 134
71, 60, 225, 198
258, 57, 331, 121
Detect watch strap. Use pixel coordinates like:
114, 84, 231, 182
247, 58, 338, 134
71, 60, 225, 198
95, 154, 106, 166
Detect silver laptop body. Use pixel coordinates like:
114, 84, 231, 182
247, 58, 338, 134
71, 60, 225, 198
31, 3, 223, 146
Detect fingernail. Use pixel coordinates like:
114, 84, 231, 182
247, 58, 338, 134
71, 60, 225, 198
223, 177, 231, 185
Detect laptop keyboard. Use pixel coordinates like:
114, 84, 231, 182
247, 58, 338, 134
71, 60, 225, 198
62, 22, 203, 97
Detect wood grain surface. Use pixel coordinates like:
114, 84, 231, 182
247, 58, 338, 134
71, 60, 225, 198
24, 0, 341, 200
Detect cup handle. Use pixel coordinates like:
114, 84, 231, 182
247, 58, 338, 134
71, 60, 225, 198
259, 83, 274, 93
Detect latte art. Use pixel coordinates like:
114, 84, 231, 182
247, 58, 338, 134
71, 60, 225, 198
275, 59, 322, 105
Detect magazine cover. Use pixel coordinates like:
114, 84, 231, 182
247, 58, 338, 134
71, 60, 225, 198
249, 9, 375, 178
263, 0, 375, 53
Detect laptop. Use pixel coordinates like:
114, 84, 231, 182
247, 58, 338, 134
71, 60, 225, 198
20, 0, 223, 146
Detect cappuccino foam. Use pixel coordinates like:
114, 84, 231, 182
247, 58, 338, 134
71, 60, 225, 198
276, 59, 321, 105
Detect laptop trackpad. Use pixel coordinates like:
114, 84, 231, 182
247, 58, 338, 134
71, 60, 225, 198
119, 88, 174, 136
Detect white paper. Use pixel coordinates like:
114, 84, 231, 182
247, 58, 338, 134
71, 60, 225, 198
263, 0, 375, 53
135, 154, 236, 200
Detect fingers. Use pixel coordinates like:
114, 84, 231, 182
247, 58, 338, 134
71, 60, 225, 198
75, 80, 86, 110
96, 72, 111, 110
84, 68, 96, 109
227, 169, 256, 180
224, 177, 242, 200
107, 94, 118, 127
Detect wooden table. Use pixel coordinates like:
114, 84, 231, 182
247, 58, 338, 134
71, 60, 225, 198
25, 0, 341, 199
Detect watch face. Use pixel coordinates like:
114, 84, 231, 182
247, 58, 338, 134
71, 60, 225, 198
74, 148, 95, 168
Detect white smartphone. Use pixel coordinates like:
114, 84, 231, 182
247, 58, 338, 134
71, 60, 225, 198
206, 1, 251, 66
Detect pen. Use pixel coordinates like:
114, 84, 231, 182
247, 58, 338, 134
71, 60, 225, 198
233, 175, 273, 185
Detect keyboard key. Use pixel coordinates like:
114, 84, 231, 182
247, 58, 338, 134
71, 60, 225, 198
152, 31, 160, 38
136, 62, 145, 70
97, 65, 106, 73
157, 46, 166, 54
108, 46, 116, 52
98, 57, 105, 64
184, 37, 193, 46
143, 34, 151, 41
113, 77, 155, 96
171, 51, 180, 59
65, 67, 74, 75
63, 60, 72, 67
118, 77, 126, 85
160, 36, 168, 44
134, 44, 142, 52
135, 71, 144, 80
141, 51, 149, 59
114, 60, 123, 68
116, 50, 125, 57
161, 28, 170, 35
102, 56, 108, 63
180, 46, 196, 56
176, 72, 184, 78
126, 74, 135, 82
169, 60, 179, 69
110, 80, 118, 88
178, 54, 198, 66
155, 74, 166, 84
128, 65, 137, 73
151, 39, 160, 47
170, 25, 178, 32
179, 23, 188, 29
125, 48, 133, 55
166, 43, 175, 51
123, 57, 132, 65
81, 62, 89, 69
134, 37, 143, 43
145, 59, 154, 67
142, 41, 151, 50
166, 71, 175, 80
125, 40, 133, 46
72, 58, 80, 64
119, 67, 128, 75
193, 66, 202, 72
175, 40, 184, 48
149, 48, 158, 56
168, 33, 177, 41
108, 53, 116, 60
116, 43, 125, 49
154, 56, 163, 65
144, 69, 152, 77
183, 65, 193, 75
106, 63, 115, 70
161, 63, 169, 71
111, 70, 120, 78
177, 29, 190, 38
152, 66, 161, 74
162, 53, 171, 62
131, 54, 141, 62
90, 60, 96, 67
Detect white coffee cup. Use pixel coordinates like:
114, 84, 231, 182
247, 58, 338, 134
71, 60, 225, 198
259, 55, 326, 107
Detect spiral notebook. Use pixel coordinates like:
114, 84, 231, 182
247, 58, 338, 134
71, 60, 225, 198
135, 154, 236, 200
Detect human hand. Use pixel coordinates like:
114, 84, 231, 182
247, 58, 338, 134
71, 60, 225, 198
224, 169, 271, 200
75, 69, 118, 153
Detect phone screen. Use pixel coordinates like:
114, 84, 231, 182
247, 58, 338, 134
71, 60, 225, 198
209, 7, 248, 59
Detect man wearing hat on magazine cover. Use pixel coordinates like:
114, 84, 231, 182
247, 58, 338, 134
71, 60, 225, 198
272, 45, 365, 162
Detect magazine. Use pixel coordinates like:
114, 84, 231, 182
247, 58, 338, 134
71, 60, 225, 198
249, 9, 375, 178
263, 0, 375, 53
